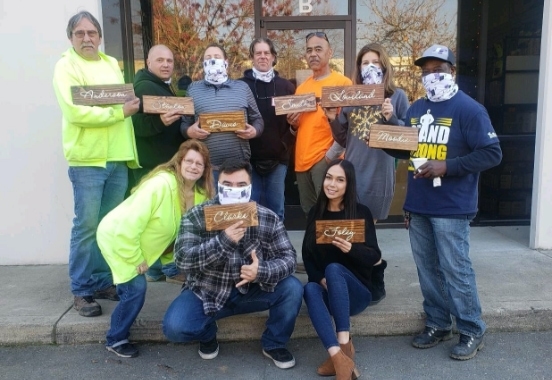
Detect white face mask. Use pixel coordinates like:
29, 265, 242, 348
203, 58, 228, 85
361, 64, 383, 85
422, 73, 458, 102
252, 67, 274, 83
218, 183, 252, 205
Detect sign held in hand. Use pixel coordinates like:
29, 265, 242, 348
273, 93, 318, 115
320, 84, 385, 107
71, 84, 135, 106
204, 202, 259, 231
315, 219, 365, 244
199, 110, 247, 132
142, 95, 195, 114
368, 124, 419, 151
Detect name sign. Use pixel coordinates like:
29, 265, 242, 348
273, 93, 317, 115
204, 202, 259, 231
71, 84, 135, 106
199, 110, 246, 132
142, 95, 195, 114
315, 219, 365, 244
320, 84, 385, 107
368, 124, 419, 151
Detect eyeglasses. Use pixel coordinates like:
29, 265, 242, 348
73, 30, 99, 38
306, 31, 329, 42
183, 159, 204, 169
254, 79, 276, 100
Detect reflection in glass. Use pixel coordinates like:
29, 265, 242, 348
262, 0, 348, 16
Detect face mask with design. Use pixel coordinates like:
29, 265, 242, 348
252, 67, 274, 83
361, 64, 383, 85
203, 58, 228, 85
422, 72, 459, 102
218, 183, 252, 205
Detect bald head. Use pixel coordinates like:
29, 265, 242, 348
147, 45, 174, 81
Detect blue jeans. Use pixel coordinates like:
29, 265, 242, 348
251, 164, 287, 221
68, 162, 128, 296
106, 275, 147, 347
163, 276, 303, 350
408, 213, 486, 338
146, 260, 179, 280
303, 263, 372, 350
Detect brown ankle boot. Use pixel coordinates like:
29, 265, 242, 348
330, 350, 360, 380
317, 339, 356, 376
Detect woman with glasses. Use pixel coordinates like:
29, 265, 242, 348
326, 42, 410, 304
96, 139, 214, 358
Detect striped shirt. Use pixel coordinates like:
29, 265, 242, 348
182, 80, 264, 167
174, 197, 297, 315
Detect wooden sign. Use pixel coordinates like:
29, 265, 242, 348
320, 84, 385, 107
199, 110, 246, 132
368, 124, 419, 151
71, 84, 134, 106
273, 93, 317, 115
142, 95, 194, 114
315, 219, 365, 244
204, 202, 259, 231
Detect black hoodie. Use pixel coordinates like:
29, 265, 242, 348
131, 68, 185, 169
240, 69, 296, 164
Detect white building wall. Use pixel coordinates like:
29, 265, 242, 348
0, 1, 102, 264
530, 0, 552, 249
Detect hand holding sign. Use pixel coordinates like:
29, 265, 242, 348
236, 250, 259, 287
381, 98, 393, 121
224, 220, 246, 243
332, 236, 352, 253
160, 109, 182, 126
187, 120, 210, 139
123, 97, 140, 118
235, 123, 257, 140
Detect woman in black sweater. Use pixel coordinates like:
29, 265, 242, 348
302, 159, 382, 380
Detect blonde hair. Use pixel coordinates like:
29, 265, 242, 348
133, 139, 215, 213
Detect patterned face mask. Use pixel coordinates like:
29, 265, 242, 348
422, 73, 459, 102
361, 64, 383, 85
218, 183, 252, 205
203, 58, 228, 85
252, 67, 274, 83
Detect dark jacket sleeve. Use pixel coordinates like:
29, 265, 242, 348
446, 142, 502, 177
331, 109, 349, 147
346, 205, 382, 267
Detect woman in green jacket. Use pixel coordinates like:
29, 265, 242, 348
97, 139, 214, 358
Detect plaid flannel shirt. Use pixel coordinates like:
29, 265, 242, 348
174, 197, 297, 315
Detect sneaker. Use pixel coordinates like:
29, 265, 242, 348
94, 285, 120, 301
106, 343, 139, 358
73, 296, 102, 317
411, 326, 453, 349
198, 337, 219, 359
145, 274, 166, 282
166, 273, 186, 285
450, 334, 484, 360
262, 348, 296, 369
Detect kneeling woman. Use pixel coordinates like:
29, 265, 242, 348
302, 159, 382, 380
97, 139, 214, 358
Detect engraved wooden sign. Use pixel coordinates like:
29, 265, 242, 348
204, 202, 259, 231
142, 95, 195, 114
71, 84, 135, 106
315, 219, 365, 244
368, 124, 419, 151
273, 93, 318, 115
199, 110, 246, 132
320, 84, 385, 107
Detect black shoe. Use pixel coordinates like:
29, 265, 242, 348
262, 348, 296, 369
198, 337, 219, 359
94, 285, 120, 301
106, 343, 139, 358
412, 326, 453, 348
450, 334, 484, 360
73, 296, 102, 317
370, 260, 387, 305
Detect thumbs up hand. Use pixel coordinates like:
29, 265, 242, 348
236, 250, 259, 287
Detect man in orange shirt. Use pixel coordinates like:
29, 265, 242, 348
287, 32, 352, 215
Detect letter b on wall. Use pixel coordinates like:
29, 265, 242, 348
299, 0, 313, 13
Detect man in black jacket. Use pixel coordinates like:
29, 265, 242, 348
239, 38, 295, 221
131, 44, 186, 284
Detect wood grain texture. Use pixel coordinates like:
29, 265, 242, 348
315, 219, 365, 244
273, 93, 317, 115
142, 95, 194, 114
320, 84, 384, 107
204, 202, 259, 231
199, 110, 246, 132
368, 124, 419, 151
71, 84, 134, 106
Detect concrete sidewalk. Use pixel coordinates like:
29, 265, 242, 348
1, 226, 551, 346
